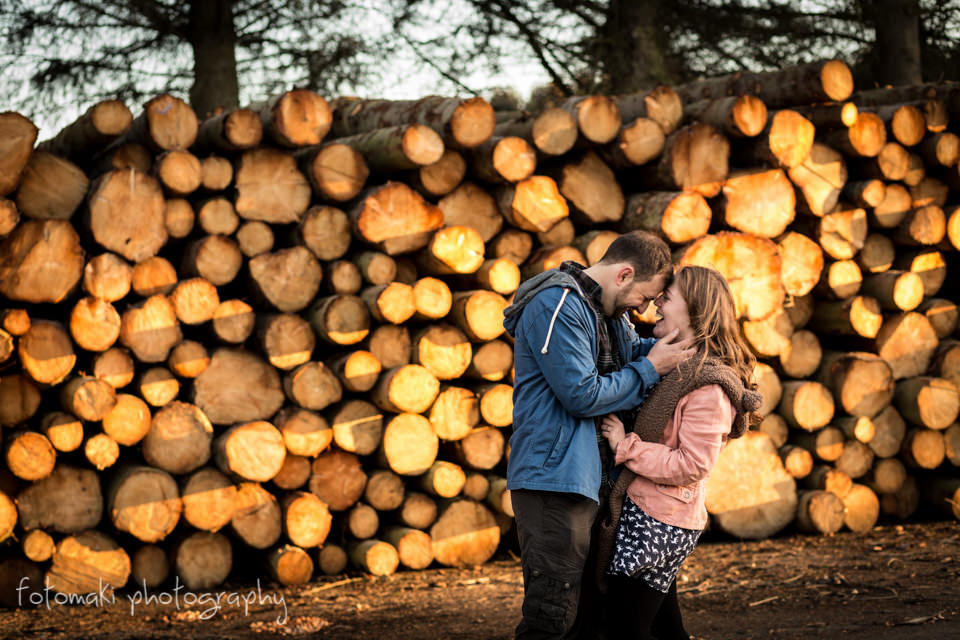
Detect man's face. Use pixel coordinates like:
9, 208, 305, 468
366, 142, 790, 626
611, 273, 668, 317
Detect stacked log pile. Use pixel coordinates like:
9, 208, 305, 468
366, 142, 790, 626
2, 61, 960, 600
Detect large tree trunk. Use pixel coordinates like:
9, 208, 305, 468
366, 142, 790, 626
863, 0, 923, 87
187, 0, 239, 118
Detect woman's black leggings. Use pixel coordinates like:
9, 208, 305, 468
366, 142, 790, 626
604, 575, 690, 640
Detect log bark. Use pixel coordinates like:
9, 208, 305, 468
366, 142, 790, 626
685, 95, 768, 138
809, 295, 882, 338
331, 96, 495, 149
0, 198, 18, 235
335, 124, 445, 172
931, 340, 960, 388
860, 270, 924, 311
895, 249, 947, 297
673, 59, 853, 107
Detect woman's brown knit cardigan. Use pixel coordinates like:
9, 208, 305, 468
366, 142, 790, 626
595, 354, 763, 592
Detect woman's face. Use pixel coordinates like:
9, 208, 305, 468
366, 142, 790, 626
652, 282, 693, 340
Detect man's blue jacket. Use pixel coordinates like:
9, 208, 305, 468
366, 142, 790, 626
503, 268, 660, 503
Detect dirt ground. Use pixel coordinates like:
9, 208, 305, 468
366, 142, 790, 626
3, 520, 959, 640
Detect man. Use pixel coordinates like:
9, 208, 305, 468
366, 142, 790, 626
503, 231, 693, 639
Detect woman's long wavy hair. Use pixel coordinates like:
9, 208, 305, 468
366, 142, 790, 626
674, 265, 756, 387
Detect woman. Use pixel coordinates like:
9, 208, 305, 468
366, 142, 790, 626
596, 265, 762, 639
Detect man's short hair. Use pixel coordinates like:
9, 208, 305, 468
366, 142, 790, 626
598, 231, 672, 282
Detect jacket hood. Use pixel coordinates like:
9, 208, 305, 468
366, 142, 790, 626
502, 268, 580, 336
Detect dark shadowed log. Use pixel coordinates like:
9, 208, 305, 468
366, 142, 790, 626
143, 401, 213, 475
857, 233, 894, 274
15, 151, 89, 220
193, 348, 285, 424
283, 361, 342, 412
309, 449, 367, 511
106, 465, 181, 543
0, 111, 39, 195
230, 482, 282, 549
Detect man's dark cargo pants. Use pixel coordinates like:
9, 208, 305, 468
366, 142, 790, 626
511, 488, 600, 639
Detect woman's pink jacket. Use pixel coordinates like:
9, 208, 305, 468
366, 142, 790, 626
614, 384, 734, 531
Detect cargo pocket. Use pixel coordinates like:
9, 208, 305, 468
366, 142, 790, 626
523, 566, 576, 634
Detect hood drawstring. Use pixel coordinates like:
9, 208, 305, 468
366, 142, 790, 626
540, 289, 570, 354
541, 277, 588, 354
